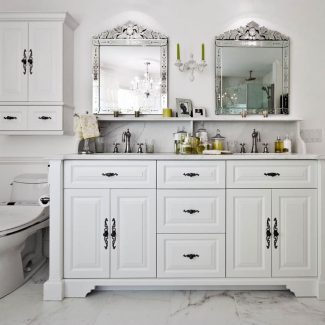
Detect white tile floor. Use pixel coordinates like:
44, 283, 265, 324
1, 265, 325, 325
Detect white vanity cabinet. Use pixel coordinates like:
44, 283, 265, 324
63, 161, 156, 279
0, 13, 77, 135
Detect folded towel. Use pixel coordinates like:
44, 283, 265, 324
74, 114, 100, 139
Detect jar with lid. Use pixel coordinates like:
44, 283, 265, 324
211, 129, 226, 150
173, 129, 187, 154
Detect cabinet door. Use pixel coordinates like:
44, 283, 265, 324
110, 189, 156, 278
64, 189, 110, 278
272, 189, 317, 277
227, 189, 272, 277
28, 22, 62, 101
0, 22, 28, 101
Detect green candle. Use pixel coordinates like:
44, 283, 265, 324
201, 43, 205, 61
177, 43, 180, 60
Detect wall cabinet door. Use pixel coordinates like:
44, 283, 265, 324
28, 22, 62, 101
0, 22, 28, 101
227, 189, 272, 277
64, 189, 110, 278
110, 189, 156, 278
272, 189, 317, 277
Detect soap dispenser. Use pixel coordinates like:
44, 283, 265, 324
283, 135, 292, 153
274, 136, 284, 153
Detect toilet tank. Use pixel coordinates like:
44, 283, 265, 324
10, 174, 49, 203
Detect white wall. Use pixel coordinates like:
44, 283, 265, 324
0, 0, 324, 154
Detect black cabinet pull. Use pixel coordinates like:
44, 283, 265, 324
103, 218, 109, 250
266, 217, 271, 249
111, 218, 116, 249
38, 116, 52, 120
183, 254, 199, 260
28, 49, 33, 74
264, 172, 280, 177
102, 172, 118, 177
183, 209, 200, 214
183, 172, 199, 177
273, 218, 279, 249
3, 116, 17, 120
21, 49, 27, 75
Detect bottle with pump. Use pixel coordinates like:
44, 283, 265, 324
274, 136, 284, 153
283, 135, 292, 153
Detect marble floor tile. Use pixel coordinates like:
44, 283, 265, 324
1, 265, 325, 325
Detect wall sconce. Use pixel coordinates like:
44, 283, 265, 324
175, 43, 207, 81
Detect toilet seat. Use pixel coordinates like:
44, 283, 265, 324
0, 206, 49, 237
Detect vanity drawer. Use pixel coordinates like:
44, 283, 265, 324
157, 189, 225, 233
64, 160, 156, 188
0, 106, 27, 130
157, 161, 225, 188
157, 234, 225, 278
227, 160, 317, 188
28, 106, 62, 130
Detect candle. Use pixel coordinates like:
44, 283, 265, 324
177, 43, 180, 60
201, 43, 205, 61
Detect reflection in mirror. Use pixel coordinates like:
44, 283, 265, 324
215, 21, 289, 115
93, 22, 168, 115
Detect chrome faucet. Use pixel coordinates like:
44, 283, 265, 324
122, 129, 132, 153
251, 129, 261, 153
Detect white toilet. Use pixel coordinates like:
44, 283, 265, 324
0, 174, 49, 298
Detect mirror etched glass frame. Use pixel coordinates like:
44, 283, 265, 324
215, 21, 289, 115
92, 22, 168, 114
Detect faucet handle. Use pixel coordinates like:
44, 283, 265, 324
263, 142, 269, 153
113, 142, 120, 153
137, 143, 144, 154
240, 142, 246, 153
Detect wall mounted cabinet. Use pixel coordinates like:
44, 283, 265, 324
0, 13, 77, 135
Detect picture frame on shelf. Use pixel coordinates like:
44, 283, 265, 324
193, 107, 206, 117
176, 98, 193, 117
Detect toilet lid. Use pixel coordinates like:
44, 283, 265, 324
0, 206, 49, 235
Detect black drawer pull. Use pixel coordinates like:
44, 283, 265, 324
264, 172, 280, 177
183, 172, 199, 177
183, 254, 199, 260
38, 116, 52, 120
3, 116, 17, 120
183, 209, 200, 214
103, 218, 109, 250
102, 172, 118, 177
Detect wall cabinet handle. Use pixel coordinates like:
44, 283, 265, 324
38, 116, 52, 120
273, 218, 279, 249
183, 209, 200, 214
183, 172, 199, 177
28, 49, 33, 74
102, 172, 118, 177
111, 218, 116, 249
264, 172, 280, 177
103, 218, 109, 250
266, 217, 271, 249
3, 116, 17, 120
21, 49, 27, 75
183, 254, 199, 260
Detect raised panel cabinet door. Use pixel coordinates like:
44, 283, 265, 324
0, 22, 28, 101
64, 189, 110, 278
226, 189, 272, 277
272, 189, 317, 277
110, 189, 156, 278
28, 22, 62, 102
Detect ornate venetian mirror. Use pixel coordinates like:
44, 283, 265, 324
215, 21, 289, 115
92, 22, 168, 115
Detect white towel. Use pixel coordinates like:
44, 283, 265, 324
74, 114, 100, 139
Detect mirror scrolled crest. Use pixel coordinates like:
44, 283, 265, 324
215, 21, 289, 115
92, 21, 168, 114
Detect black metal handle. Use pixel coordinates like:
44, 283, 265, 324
102, 172, 118, 177
183, 209, 200, 214
264, 172, 280, 177
266, 217, 271, 249
21, 49, 27, 75
183, 254, 199, 260
3, 116, 17, 120
273, 218, 279, 249
28, 49, 33, 74
183, 172, 199, 177
103, 218, 109, 250
38, 116, 52, 120
111, 218, 116, 249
